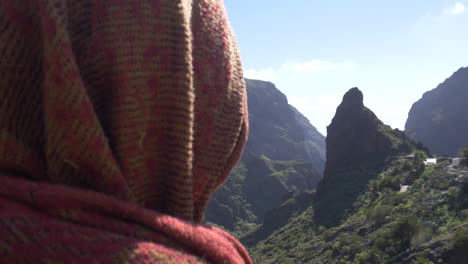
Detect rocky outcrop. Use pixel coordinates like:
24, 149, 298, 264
315, 88, 419, 227
405, 67, 468, 155
205, 79, 325, 233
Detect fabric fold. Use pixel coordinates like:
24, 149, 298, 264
0, 0, 251, 262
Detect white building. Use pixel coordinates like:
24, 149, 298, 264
424, 158, 437, 166
399, 185, 409, 193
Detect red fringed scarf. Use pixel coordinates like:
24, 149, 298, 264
0, 0, 250, 263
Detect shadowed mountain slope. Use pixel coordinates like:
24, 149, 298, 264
205, 79, 325, 234
405, 67, 468, 155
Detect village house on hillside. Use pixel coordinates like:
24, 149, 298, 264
424, 158, 437, 166
452, 158, 461, 168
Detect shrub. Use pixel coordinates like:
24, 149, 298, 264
370, 228, 393, 251
412, 225, 434, 247
341, 245, 351, 254
461, 148, 468, 166
367, 205, 392, 225
391, 215, 421, 251
368, 179, 380, 193
332, 241, 341, 253
453, 228, 468, 249
349, 234, 364, 254
411, 256, 434, 264
276, 257, 294, 264
461, 181, 468, 209
378, 176, 401, 191
355, 249, 382, 264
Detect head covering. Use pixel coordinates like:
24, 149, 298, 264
0, 0, 250, 263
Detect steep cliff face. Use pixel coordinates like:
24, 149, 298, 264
315, 88, 419, 227
405, 67, 468, 155
242, 79, 326, 171
205, 79, 325, 234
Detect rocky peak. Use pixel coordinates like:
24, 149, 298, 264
325, 88, 383, 171
340, 87, 364, 109
315, 87, 420, 227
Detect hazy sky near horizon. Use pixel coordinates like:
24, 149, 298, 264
224, 0, 468, 135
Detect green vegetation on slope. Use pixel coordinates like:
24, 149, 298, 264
205, 157, 321, 237
461, 148, 468, 167
240, 190, 315, 247
250, 155, 468, 264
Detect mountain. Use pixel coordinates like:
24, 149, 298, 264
405, 67, 468, 156
241, 79, 326, 171
250, 156, 468, 264
314, 88, 421, 227
249, 88, 468, 264
204, 79, 326, 235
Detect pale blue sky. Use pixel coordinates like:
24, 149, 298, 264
224, 0, 468, 135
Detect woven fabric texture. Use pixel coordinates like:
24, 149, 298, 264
0, 0, 250, 263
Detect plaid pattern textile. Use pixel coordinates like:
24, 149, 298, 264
0, 0, 250, 263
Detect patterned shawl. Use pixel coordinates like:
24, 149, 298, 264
0, 0, 251, 263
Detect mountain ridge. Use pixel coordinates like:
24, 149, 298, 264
405, 67, 468, 155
